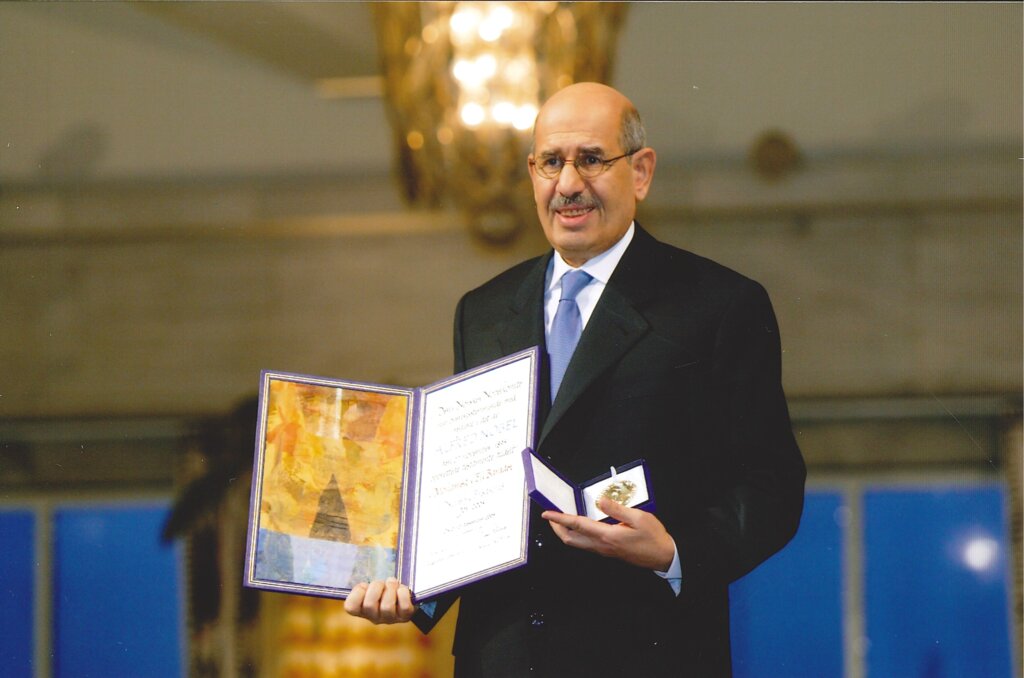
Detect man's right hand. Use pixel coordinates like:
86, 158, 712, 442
343, 577, 416, 624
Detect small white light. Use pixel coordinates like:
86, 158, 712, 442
512, 103, 538, 131
479, 20, 503, 42
452, 59, 474, 84
453, 56, 497, 88
450, 8, 481, 38
963, 537, 998, 572
492, 101, 516, 124
476, 54, 497, 79
492, 5, 516, 29
460, 102, 486, 127
479, 4, 515, 42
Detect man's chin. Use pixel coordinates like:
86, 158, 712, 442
551, 235, 596, 266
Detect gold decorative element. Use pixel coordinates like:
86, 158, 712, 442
373, 2, 627, 243
599, 479, 637, 507
750, 129, 803, 182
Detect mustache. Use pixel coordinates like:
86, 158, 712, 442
549, 193, 600, 211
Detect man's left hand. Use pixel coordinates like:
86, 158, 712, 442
542, 498, 675, 571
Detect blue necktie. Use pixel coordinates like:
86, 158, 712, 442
549, 269, 592, 400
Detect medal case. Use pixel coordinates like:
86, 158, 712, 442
521, 448, 655, 523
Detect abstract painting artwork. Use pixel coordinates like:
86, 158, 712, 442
251, 379, 410, 593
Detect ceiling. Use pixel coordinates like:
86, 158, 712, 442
0, 3, 1019, 184
139, 2, 381, 84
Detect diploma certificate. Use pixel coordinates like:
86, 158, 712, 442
243, 347, 539, 601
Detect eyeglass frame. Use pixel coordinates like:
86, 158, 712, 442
528, 148, 642, 180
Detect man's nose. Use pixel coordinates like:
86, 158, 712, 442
555, 161, 586, 196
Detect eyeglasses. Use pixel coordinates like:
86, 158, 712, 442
529, 149, 639, 180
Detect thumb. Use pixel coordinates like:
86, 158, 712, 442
597, 496, 639, 525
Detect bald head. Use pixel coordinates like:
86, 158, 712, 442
532, 83, 646, 155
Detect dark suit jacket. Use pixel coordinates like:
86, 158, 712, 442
417, 225, 805, 677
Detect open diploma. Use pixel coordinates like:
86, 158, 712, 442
244, 347, 538, 602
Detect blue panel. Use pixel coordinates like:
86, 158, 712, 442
53, 505, 182, 678
731, 490, 845, 678
0, 510, 35, 678
864, 485, 1013, 678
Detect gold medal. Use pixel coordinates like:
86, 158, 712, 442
599, 479, 637, 507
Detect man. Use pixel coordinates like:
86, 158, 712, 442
346, 82, 806, 676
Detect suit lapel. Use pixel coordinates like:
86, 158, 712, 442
538, 286, 648, 447
537, 225, 662, 448
497, 253, 550, 358
492, 253, 553, 424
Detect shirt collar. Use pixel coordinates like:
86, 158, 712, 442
548, 222, 636, 290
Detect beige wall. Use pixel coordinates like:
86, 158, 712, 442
1, 152, 1018, 418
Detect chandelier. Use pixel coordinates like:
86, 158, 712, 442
373, 2, 627, 242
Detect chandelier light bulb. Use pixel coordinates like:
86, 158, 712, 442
476, 54, 497, 79
452, 59, 474, 84
479, 5, 515, 42
453, 56, 499, 87
450, 7, 482, 40
513, 104, 538, 131
492, 5, 516, 29
460, 102, 486, 127
492, 101, 516, 125
478, 22, 502, 43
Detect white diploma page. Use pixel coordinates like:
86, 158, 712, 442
411, 355, 534, 596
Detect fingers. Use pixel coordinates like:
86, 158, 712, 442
543, 499, 641, 530
344, 582, 368, 617
543, 503, 675, 570
379, 577, 416, 623
362, 579, 387, 621
542, 510, 604, 538
543, 503, 633, 535
541, 509, 580, 530
547, 518, 574, 541
549, 520, 593, 552
544, 511, 603, 553
396, 582, 415, 621
596, 497, 641, 526
344, 578, 416, 624
379, 577, 399, 622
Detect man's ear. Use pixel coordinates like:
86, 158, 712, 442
631, 147, 656, 201
527, 154, 537, 180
